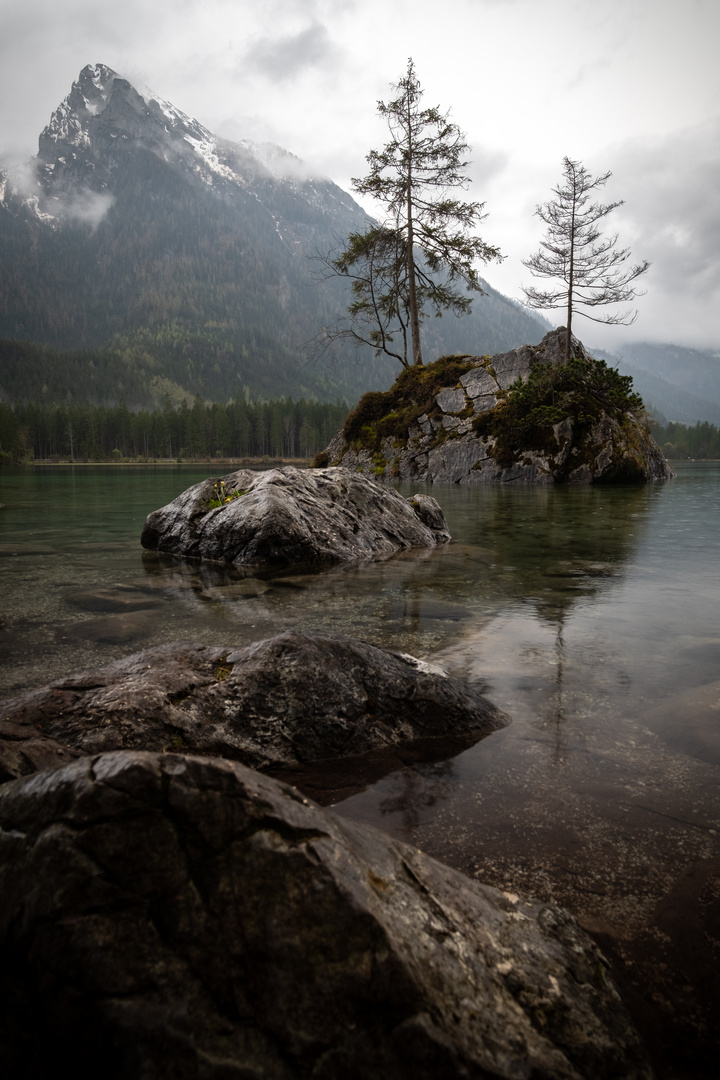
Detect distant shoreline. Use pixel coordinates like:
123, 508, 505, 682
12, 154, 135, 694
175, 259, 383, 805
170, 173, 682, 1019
3, 458, 311, 468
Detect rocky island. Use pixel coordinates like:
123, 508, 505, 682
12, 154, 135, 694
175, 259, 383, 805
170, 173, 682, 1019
321, 329, 674, 485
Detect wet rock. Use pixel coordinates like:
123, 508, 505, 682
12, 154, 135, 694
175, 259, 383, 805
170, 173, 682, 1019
0, 631, 508, 785
141, 465, 450, 570
65, 584, 160, 613
63, 610, 155, 645
0, 750, 652, 1080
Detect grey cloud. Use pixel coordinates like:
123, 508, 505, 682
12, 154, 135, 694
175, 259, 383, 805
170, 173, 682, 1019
60, 189, 115, 229
589, 120, 720, 347
244, 22, 332, 81
2, 156, 114, 230
467, 148, 510, 190
610, 122, 720, 302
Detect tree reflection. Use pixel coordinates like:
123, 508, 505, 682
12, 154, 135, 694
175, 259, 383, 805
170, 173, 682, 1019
378, 760, 456, 838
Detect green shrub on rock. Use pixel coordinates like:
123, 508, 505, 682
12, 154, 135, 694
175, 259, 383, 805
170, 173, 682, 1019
474, 355, 645, 469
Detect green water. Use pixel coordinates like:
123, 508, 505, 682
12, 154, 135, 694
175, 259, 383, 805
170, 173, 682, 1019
2, 460, 718, 820
1, 463, 717, 709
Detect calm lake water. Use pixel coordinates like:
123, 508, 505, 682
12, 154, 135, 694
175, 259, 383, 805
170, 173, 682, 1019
1, 462, 719, 1076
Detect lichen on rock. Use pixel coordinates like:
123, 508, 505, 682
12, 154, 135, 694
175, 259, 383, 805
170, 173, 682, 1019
141, 465, 450, 569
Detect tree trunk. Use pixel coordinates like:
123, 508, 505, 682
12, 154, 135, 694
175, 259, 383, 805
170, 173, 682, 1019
406, 228, 423, 367
565, 173, 576, 363
405, 107, 423, 367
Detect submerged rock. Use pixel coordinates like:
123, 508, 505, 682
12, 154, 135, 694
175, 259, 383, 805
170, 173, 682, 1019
326, 329, 675, 486
0, 631, 507, 787
141, 465, 450, 570
0, 750, 652, 1079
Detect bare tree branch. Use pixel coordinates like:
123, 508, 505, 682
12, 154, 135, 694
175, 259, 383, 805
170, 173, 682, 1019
521, 157, 649, 360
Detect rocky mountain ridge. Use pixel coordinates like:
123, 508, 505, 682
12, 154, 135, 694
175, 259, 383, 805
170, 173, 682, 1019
0, 64, 547, 406
32, 64, 357, 235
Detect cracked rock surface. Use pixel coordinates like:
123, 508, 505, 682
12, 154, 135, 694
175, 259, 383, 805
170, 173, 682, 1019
141, 466, 450, 569
0, 631, 508, 789
0, 750, 652, 1079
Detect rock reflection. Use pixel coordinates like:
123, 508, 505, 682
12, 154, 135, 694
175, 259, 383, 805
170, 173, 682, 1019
137, 480, 650, 652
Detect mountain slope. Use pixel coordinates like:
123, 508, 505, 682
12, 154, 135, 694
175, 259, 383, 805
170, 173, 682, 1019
613, 342, 720, 409
612, 361, 720, 425
0, 64, 548, 406
593, 343, 720, 424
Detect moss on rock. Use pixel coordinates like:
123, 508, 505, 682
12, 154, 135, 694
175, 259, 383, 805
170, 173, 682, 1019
328, 330, 673, 485
342, 355, 479, 449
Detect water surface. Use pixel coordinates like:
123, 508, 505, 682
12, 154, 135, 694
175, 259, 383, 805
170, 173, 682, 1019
1, 462, 719, 1076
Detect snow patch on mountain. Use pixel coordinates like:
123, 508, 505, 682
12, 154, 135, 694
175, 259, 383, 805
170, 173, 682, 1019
3, 62, 370, 241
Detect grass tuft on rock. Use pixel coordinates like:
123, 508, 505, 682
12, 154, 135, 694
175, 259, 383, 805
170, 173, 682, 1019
342, 355, 480, 449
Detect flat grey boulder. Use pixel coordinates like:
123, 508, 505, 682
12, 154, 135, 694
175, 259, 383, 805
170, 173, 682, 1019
141, 466, 450, 569
0, 632, 508, 795
0, 750, 652, 1079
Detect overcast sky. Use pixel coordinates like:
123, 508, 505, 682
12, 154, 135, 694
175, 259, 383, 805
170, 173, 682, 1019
1, 0, 719, 352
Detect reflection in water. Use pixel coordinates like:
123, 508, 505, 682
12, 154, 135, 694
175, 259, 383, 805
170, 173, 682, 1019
2, 463, 720, 1072
376, 760, 457, 837
545, 620, 567, 766
0, 466, 665, 695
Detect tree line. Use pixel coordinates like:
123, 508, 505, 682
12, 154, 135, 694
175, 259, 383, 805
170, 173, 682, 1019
0, 396, 348, 464
651, 419, 720, 460
2, 388, 717, 466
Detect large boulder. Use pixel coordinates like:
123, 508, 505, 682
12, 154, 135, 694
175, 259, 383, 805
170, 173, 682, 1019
0, 632, 508, 794
141, 466, 450, 569
0, 750, 652, 1079
327, 329, 675, 485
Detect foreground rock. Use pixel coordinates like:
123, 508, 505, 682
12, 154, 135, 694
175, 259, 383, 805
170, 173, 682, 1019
0, 631, 507, 793
0, 750, 652, 1079
326, 328, 674, 485
141, 465, 450, 569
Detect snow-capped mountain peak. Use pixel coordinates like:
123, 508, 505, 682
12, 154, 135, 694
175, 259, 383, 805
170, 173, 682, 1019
1, 63, 364, 248
35, 63, 278, 200
42, 63, 118, 144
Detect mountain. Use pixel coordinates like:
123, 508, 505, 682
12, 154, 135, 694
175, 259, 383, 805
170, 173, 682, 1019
594, 343, 720, 425
0, 64, 548, 407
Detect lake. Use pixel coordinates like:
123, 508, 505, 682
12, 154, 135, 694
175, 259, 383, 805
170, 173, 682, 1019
1, 462, 719, 1077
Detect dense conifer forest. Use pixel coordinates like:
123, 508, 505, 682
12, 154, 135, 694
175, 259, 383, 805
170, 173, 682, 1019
651, 419, 720, 461
1, 396, 717, 465
0, 396, 348, 463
